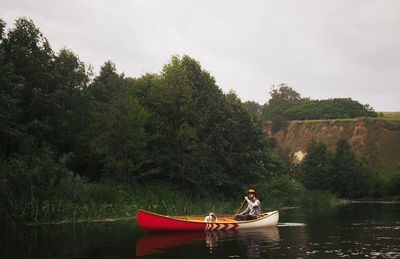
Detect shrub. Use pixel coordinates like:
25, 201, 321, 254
388, 173, 400, 196
271, 115, 285, 133
255, 175, 305, 207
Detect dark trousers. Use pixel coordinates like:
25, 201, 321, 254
235, 214, 257, 221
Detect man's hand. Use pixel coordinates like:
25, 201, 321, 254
245, 196, 249, 201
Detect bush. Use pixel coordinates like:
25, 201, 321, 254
0, 143, 87, 222
368, 173, 389, 198
255, 176, 339, 208
255, 175, 305, 207
271, 115, 285, 133
300, 189, 337, 206
388, 173, 400, 196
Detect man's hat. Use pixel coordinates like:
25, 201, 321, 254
247, 189, 257, 196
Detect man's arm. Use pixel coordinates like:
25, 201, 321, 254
246, 199, 260, 208
239, 205, 250, 215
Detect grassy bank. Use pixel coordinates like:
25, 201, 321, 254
7, 177, 350, 226
20, 182, 240, 224
2, 177, 346, 226
380, 111, 400, 121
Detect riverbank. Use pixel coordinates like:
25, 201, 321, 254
23, 196, 400, 226
13, 181, 345, 226
12, 177, 400, 227
2, 176, 352, 227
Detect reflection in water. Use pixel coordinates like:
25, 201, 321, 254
136, 231, 206, 257
135, 227, 280, 257
234, 227, 280, 258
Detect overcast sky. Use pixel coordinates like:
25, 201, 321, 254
1, 0, 400, 110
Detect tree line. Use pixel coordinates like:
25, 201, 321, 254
0, 18, 273, 223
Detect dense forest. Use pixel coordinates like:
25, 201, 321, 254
0, 18, 396, 226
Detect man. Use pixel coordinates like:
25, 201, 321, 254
234, 189, 260, 221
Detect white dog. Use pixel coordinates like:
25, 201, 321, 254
204, 212, 218, 222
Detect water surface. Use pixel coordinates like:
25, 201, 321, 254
1, 203, 399, 258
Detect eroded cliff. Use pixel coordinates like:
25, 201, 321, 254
265, 118, 400, 177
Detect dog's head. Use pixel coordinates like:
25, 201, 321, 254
209, 213, 217, 221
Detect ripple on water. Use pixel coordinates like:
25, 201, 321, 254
373, 226, 400, 230
376, 236, 400, 240
277, 223, 306, 227
369, 251, 400, 258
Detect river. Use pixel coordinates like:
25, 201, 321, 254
1, 202, 399, 258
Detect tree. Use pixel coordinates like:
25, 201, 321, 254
4, 18, 53, 126
48, 48, 91, 152
90, 94, 151, 182
128, 55, 272, 195
300, 139, 331, 190
243, 101, 262, 115
271, 146, 299, 178
144, 55, 207, 189
268, 84, 301, 107
271, 115, 285, 133
89, 61, 123, 104
0, 19, 24, 156
330, 139, 369, 198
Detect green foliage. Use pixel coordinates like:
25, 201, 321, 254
299, 138, 371, 198
0, 18, 276, 225
255, 176, 338, 207
90, 93, 151, 182
388, 173, 400, 196
271, 114, 285, 133
4, 17, 53, 126
0, 143, 82, 222
367, 172, 389, 198
1, 17, 388, 225
243, 101, 263, 115
330, 139, 369, 198
89, 61, 123, 103
285, 98, 377, 120
300, 139, 332, 190
268, 83, 301, 107
122, 55, 272, 195
262, 85, 377, 121
270, 146, 299, 178
300, 189, 338, 207
255, 175, 304, 207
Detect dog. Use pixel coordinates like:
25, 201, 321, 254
204, 212, 218, 222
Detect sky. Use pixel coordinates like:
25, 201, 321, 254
1, 0, 400, 111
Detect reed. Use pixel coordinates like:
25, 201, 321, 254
12, 178, 345, 224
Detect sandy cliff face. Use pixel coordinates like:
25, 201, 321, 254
265, 118, 400, 176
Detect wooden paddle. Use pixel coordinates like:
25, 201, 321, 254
235, 198, 246, 215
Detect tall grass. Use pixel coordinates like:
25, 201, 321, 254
26, 181, 241, 223
11, 177, 343, 224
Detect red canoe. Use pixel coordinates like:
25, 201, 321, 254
136, 209, 279, 232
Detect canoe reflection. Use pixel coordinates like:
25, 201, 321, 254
237, 227, 280, 258
136, 227, 279, 257
136, 231, 206, 257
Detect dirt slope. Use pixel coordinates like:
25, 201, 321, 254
265, 118, 400, 177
